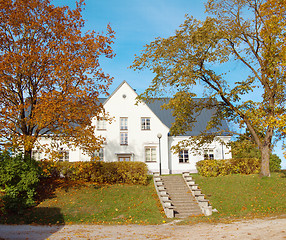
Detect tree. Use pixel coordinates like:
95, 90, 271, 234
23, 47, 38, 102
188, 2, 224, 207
230, 133, 282, 172
130, 0, 286, 176
0, 0, 115, 158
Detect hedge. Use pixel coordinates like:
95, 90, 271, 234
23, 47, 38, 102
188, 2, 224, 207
39, 160, 148, 185
196, 158, 261, 177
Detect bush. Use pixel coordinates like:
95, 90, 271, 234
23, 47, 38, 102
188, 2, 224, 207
196, 159, 234, 177
196, 158, 261, 177
0, 152, 42, 213
39, 160, 148, 185
269, 154, 282, 172
229, 158, 260, 174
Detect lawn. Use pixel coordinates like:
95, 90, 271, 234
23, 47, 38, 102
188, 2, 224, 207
1, 172, 285, 225
0, 178, 166, 225
181, 171, 286, 224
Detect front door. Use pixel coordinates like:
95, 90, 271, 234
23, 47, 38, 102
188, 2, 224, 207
118, 157, 130, 162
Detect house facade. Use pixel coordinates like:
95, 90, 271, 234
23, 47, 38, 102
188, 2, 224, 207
33, 81, 232, 174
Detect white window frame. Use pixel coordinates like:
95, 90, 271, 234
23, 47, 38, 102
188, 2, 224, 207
204, 149, 214, 160
145, 147, 157, 162
120, 132, 128, 145
120, 117, 128, 130
97, 119, 106, 130
179, 150, 189, 163
93, 148, 104, 161
32, 150, 42, 161
141, 117, 150, 130
59, 150, 69, 162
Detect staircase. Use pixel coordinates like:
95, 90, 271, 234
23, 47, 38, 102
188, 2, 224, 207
161, 175, 203, 218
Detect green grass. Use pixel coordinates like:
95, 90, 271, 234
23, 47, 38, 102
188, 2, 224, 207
0, 178, 166, 225
180, 171, 286, 224
1, 172, 286, 225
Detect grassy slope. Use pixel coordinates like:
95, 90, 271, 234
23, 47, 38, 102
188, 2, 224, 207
0, 179, 166, 225
1, 172, 285, 225
182, 171, 286, 224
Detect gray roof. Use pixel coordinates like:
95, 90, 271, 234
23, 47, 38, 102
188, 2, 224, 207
100, 97, 230, 136
146, 98, 230, 136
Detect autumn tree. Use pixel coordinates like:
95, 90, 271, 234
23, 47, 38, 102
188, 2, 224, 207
131, 0, 286, 176
0, 0, 115, 158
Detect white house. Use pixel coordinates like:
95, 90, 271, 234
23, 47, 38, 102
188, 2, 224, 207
33, 81, 232, 174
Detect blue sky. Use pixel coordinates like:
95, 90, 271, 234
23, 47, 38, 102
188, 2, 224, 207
57, 0, 206, 93
56, 0, 286, 169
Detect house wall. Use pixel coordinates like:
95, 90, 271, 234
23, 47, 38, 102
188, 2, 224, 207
94, 82, 170, 174
32, 81, 232, 175
31, 136, 82, 161
168, 135, 232, 174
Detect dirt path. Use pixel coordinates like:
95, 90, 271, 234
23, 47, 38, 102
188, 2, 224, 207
0, 217, 285, 240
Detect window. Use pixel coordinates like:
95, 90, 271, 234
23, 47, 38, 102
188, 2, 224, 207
32, 150, 42, 161
59, 150, 69, 162
141, 117, 150, 130
118, 157, 130, 162
204, 149, 214, 160
97, 119, 106, 130
120, 132, 128, 145
145, 147, 156, 162
93, 148, 104, 161
120, 117, 128, 130
179, 150, 189, 163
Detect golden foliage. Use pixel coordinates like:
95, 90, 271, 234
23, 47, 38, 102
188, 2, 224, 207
39, 160, 148, 185
130, 0, 286, 177
0, 0, 115, 156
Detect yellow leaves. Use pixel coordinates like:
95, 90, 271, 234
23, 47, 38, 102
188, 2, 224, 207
0, 0, 115, 154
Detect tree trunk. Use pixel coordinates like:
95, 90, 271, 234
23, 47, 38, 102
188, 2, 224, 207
260, 146, 270, 177
24, 149, 32, 159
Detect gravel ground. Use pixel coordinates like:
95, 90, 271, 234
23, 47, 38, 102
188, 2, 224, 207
0, 217, 285, 240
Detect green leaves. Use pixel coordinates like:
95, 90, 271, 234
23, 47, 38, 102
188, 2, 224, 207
131, 0, 286, 176
0, 152, 42, 213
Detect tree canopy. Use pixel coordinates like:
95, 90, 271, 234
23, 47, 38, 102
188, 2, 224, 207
0, 0, 115, 157
131, 0, 286, 176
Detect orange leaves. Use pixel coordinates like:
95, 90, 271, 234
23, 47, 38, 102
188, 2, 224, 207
0, 0, 115, 153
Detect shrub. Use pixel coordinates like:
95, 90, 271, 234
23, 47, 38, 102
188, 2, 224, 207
0, 152, 42, 213
196, 158, 260, 177
229, 158, 260, 174
269, 154, 282, 172
196, 159, 234, 177
39, 160, 148, 185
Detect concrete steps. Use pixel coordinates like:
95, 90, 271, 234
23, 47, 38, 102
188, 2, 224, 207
161, 175, 203, 218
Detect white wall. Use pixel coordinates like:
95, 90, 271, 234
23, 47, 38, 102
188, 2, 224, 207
169, 135, 232, 174
32, 136, 83, 161
94, 82, 170, 173
33, 82, 232, 175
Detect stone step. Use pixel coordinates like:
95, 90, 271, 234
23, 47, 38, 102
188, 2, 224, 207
174, 208, 201, 212
160, 175, 203, 218
172, 200, 199, 204
175, 213, 203, 218
169, 196, 195, 201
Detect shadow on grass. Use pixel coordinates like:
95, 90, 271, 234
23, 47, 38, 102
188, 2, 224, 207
280, 170, 286, 178
0, 207, 65, 240
37, 177, 96, 202
0, 206, 65, 224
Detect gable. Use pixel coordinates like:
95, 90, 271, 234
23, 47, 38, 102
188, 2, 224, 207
101, 81, 169, 130
99, 81, 230, 136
